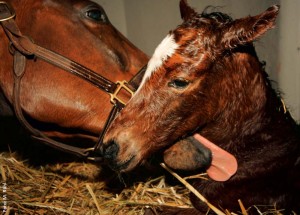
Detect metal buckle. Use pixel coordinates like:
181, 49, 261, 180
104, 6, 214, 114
0, 1, 15, 22
110, 80, 134, 105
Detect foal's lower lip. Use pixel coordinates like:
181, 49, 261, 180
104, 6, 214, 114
114, 155, 135, 171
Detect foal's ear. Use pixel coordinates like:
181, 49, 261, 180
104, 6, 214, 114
221, 5, 280, 49
180, 0, 197, 22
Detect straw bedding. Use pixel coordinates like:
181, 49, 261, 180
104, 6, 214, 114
0, 152, 191, 215
0, 151, 290, 215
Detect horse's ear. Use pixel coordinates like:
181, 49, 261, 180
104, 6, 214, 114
180, 0, 197, 21
221, 5, 280, 49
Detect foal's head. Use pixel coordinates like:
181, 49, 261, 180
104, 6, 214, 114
102, 0, 280, 172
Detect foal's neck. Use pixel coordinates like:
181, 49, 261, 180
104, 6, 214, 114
203, 50, 299, 151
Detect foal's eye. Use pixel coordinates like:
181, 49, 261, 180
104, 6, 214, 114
168, 78, 190, 89
85, 8, 108, 23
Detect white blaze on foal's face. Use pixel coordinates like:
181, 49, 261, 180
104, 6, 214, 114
137, 33, 179, 92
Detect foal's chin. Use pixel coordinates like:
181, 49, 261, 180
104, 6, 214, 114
108, 152, 143, 173
102, 133, 148, 172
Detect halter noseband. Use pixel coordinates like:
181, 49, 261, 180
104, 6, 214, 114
0, 1, 146, 161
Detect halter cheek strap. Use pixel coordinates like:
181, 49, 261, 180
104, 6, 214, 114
0, 1, 146, 160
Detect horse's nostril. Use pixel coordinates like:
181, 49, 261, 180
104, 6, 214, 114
102, 140, 119, 160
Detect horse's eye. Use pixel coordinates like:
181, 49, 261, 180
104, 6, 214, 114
85, 8, 107, 23
168, 78, 190, 89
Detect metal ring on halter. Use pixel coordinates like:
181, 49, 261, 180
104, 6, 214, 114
0, 1, 15, 22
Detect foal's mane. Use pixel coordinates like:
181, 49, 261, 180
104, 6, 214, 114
199, 8, 268, 70
201, 6, 233, 24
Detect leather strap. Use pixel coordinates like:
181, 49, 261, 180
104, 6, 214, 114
0, 2, 146, 160
3, 19, 122, 97
89, 65, 147, 161
13, 53, 97, 157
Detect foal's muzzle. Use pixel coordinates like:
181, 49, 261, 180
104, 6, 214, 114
100, 139, 137, 171
101, 140, 119, 160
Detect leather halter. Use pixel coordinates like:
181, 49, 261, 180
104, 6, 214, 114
0, 2, 146, 161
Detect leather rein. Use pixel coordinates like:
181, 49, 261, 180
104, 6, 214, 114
0, 2, 145, 161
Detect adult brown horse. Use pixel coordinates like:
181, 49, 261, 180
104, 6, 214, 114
0, 0, 148, 158
102, 0, 300, 214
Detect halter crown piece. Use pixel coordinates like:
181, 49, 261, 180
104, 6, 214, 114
0, 1, 146, 161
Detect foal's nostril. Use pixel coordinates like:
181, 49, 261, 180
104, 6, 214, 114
102, 140, 119, 160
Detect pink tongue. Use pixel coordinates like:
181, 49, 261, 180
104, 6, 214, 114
193, 134, 238, 182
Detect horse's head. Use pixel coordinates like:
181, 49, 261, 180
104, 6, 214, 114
0, 0, 148, 144
102, 0, 279, 172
